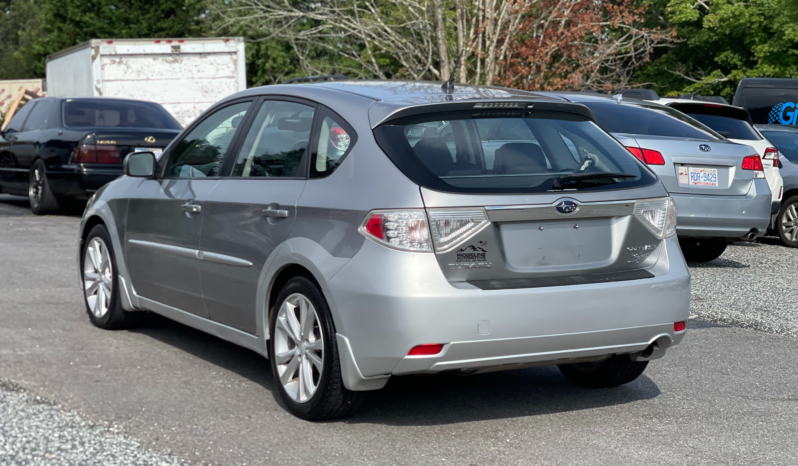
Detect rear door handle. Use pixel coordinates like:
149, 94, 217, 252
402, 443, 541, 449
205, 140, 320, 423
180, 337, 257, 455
181, 202, 202, 214
262, 208, 289, 218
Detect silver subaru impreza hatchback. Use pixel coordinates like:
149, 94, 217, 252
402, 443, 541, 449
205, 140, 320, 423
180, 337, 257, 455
77, 81, 690, 420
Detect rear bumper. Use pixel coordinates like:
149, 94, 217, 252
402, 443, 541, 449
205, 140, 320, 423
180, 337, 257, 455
672, 179, 772, 239
48, 166, 123, 199
327, 236, 691, 390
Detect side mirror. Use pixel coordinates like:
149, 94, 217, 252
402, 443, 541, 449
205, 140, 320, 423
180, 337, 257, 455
124, 151, 156, 178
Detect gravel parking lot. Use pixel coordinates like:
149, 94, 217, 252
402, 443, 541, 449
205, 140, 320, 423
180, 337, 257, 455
1, 195, 798, 465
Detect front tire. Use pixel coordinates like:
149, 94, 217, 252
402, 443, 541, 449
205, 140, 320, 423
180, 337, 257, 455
28, 160, 60, 215
81, 224, 141, 329
776, 196, 798, 247
269, 276, 364, 420
678, 238, 727, 262
558, 355, 648, 388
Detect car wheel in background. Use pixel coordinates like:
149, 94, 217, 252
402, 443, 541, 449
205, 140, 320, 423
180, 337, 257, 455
678, 238, 727, 262
269, 276, 364, 420
82, 224, 142, 329
776, 196, 798, 248
28, 160, 60, 215
558, 355, 648, 388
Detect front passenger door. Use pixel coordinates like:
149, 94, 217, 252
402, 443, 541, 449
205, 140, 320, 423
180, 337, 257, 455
125, 101, 252, 316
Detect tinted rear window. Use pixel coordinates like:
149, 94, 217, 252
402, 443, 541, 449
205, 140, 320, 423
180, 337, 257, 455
63, 100, 181, 129
760, 130, 798, 162
684, 113, 761, 140
735, 88, 798, 125
373, 111, 656, 194
585, 102, 721, 140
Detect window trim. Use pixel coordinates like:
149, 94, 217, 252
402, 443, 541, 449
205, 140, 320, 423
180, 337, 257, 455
158, 98, 256, 180
221, 95, 320, 180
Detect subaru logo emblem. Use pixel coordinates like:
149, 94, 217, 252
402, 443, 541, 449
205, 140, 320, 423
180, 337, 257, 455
699, 144, 711, 152
555, 199, 579, 215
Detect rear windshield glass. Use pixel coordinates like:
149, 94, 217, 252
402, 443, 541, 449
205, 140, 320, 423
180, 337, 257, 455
63, 100, 180, 130
373, 111, 657, 194
736, 88, 798, 125
584, 102, 722, 140
683, 113, 761, 140
760, 130, 798, 162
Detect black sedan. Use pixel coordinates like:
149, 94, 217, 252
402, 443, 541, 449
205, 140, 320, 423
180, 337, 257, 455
0, 97, 181, 214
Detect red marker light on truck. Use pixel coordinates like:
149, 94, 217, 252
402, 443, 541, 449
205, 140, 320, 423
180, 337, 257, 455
408, 344, 444, 356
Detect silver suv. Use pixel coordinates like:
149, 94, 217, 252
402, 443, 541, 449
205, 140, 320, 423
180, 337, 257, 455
77, 81, 690, 420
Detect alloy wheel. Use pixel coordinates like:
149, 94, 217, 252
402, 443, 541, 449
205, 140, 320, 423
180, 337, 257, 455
274, 293, 324, 403
83, 237, 113, 318
28, 166, 43, 209
782, 204, 798, 242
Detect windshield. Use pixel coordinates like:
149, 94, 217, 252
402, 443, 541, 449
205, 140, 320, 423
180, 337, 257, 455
373, 111, 656, 194
63, 100, 181, 130
584, 102, 722, 140
760, 130, 798, 162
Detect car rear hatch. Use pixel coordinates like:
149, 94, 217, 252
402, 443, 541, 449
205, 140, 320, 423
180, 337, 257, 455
625, 135, 759, 196
370, 100, 674, 287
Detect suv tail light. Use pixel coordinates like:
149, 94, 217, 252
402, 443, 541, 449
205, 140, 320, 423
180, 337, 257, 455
71, 137, 121, 164
763, 147, 779, 167
634, 197, 677, 239
741, 155, 765, 178
427, 209, 490, 252
626, 146, 665, 165
361, 209, 432, 251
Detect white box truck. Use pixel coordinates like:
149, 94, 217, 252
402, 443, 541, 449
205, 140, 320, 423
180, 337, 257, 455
45, 37, 246, 126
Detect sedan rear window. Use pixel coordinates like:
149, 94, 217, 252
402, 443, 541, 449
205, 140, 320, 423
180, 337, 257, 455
681, 113, 761, 140
760, 130, 798, 162
373, 110, 656, 194
64, 100, 181, 130
585, 102, 721, 140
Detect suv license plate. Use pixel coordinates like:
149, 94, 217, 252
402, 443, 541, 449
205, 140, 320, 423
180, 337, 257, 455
679, 166, 718, 187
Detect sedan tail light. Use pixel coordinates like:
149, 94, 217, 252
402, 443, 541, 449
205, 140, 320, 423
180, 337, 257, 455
626, 146, 665, 165
763, 147, 779, 167
741, 155, 765, 178
361, 209, 432, 251
72, 137, 121, 164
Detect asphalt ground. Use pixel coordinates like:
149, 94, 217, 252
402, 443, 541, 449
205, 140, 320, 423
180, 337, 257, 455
1, 195, 798, 465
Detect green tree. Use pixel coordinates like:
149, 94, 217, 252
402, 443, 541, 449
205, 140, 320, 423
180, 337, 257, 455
636, 0, 798, 99
24, 0, 209, 75
0, 0, 44, 79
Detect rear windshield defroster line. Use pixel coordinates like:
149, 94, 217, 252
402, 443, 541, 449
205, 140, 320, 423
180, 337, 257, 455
372, 110, 657, 194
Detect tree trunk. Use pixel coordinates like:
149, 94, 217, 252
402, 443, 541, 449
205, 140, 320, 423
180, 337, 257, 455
432, 0, 450, 81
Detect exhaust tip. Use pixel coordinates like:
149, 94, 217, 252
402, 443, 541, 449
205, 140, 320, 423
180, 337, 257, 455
743, 229, 758, 241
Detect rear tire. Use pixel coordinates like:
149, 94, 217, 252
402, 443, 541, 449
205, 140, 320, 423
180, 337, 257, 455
558, 355, 648, 388
776, 196, 798, 248
28, 160, 60, 215
678, 238, 727, 262
269, 276, 365, 420
81, 224, 142, 330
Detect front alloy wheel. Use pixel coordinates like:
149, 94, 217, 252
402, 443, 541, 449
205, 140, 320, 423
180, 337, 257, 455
83, 237, 113, 319
274, 293, 324, 403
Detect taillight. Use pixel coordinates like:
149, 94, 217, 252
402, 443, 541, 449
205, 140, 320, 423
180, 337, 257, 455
741, 155, 765, 178
763, 147, 779, 167
626, 146, 665, 165
674, 321, 686, 332
634, 197, 677, 239
72, 138, 120, 164
427, 209, 490, 252
360, 209, 432, 251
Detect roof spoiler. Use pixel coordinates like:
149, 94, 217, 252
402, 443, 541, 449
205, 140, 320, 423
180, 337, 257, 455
283, 74, 349, 84
679, 93, 730, 105
617, 88, 660, 101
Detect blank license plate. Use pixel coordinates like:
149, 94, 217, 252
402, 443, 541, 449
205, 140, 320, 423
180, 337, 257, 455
679, 166, 718, 186
135, 147, 163, 160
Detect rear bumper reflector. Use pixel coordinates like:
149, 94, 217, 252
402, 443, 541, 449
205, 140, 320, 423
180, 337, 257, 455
467, 269, 655, 291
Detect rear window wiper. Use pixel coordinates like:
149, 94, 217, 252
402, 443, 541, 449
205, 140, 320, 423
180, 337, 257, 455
553, 172, 636, 188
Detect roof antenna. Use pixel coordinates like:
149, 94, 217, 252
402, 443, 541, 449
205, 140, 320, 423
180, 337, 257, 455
441, 50, 464, 94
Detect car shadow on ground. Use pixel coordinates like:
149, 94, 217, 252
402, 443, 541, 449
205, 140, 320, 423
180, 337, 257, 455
0, 194, 85, 217
687, 257, 749, 269
132, 313, 661, 426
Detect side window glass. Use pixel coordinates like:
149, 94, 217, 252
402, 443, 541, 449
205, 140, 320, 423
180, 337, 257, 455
22, 100, 53, 132
164, 102, 250, 178
4, 102, 35, 133
310, 107, 358, 179
232, 100, 315, 178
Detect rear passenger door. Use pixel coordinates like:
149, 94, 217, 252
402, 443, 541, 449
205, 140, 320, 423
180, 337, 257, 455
199, 98, 317, 334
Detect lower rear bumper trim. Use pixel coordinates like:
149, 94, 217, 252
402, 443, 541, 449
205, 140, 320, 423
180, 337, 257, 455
467, 269, 654, 290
